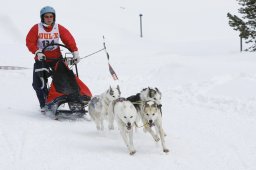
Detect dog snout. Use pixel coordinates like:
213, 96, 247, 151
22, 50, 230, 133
127, 122, 131, 127
148, 120, 154, 127
126, 122, 132, 130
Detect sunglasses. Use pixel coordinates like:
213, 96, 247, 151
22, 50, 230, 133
44, 15, 54, 19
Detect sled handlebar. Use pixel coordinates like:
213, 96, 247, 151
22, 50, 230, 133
42, 43, 72, 53
41, 43, 79, 77
42, 43, 73, 61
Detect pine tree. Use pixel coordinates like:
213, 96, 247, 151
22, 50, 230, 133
227, 0, 256, 51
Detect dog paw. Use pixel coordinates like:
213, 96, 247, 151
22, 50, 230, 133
96, 126, 101, 131
154, 136, 160, 142
143, 128, 148, 133
163, 148, 169, 153
129, 150, 136, 155
108, 125, 114, 130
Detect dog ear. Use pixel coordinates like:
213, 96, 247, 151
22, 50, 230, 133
152, 102, 157, 108
117, 85, 121, 95
109, 86, 114, 95
155, 87, 159, 92
155, 87, 162, 97
141, 88, 147, 92
145, 101, 150, 107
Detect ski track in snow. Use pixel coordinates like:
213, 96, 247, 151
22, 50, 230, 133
0, 125, 16, 164
0, 120, 31, 167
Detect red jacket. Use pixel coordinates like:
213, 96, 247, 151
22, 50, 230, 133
26, 23, 78, 60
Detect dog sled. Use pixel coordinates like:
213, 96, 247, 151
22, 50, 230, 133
38, 43, 92, 120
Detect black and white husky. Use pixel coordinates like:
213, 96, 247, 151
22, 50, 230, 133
88, 85, 121, 130
127, 87, 162, 112
108, 98, 138, 155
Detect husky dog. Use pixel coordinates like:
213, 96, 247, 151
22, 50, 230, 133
108, 98, 138, 155
127, 87, 162, 112
88, 85, 121, 130
140, 100, 169, 153
140, 87, 162, 105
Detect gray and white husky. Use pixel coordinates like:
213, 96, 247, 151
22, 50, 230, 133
108, 98, 138, 155
88, 85, 121, 131
140, 100, 169, 153
127, 87, 168, 153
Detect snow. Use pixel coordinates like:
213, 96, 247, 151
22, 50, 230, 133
0, 0, 256, 169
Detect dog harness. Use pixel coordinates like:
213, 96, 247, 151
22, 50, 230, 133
112, 97, 127, 105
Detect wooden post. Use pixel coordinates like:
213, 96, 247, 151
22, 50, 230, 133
240, 37, 243, 52
139, 14, 143, 38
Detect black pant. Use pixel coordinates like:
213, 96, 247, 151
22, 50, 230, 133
32, 61, 56, 108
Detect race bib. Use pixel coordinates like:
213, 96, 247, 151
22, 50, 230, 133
37, 23, 60, 51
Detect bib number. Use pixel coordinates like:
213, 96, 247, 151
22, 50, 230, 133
42, 40, 55, 50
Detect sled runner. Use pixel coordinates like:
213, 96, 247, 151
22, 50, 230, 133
39, 43, 92, 119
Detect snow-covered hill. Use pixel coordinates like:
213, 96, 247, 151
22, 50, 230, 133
0, 0, 255, 170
